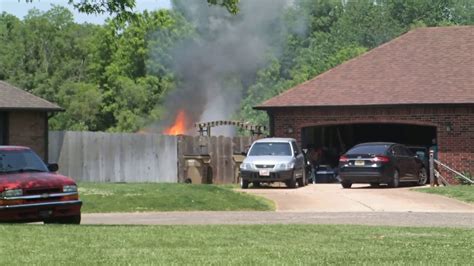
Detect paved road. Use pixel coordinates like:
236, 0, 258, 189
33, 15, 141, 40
82, 184, 474, 228
82, 211, 474, 228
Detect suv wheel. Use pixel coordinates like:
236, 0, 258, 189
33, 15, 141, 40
297, 170, 305, 187
341, 181, 352, 189
388, 170, 400, 188
417, 168, 428, 185
240, 178, 249, 189
286, 172, 297, 189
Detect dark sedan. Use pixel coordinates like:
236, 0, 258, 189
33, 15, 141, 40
338, 142, 427, 188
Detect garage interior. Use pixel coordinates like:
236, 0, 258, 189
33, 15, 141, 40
301, 123, 437, 168
0, 112, 6, 145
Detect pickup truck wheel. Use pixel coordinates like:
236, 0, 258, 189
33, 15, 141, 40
44, 214, 81, 225
240, 178, 249, 189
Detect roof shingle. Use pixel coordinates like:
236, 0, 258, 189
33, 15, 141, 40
257, 26, 474, 109
0, 81, 62, 111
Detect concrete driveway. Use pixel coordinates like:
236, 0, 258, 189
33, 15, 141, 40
240, 183, 474, 212
81, 184, 474, 227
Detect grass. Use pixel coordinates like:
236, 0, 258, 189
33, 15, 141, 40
0, 224, 472, 265
415, 185, 474, 204
78, 183, 274, 213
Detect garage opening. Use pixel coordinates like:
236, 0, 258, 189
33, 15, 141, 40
301, 123, 437, 168
0, 112, 6, 145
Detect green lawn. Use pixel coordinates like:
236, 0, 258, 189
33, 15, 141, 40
415, 185, 474, 204
78, 183, 274, 213
0, 224, 472, 265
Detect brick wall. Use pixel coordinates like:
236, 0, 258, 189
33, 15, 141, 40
8, 111, 47, 160
269, 105, 474, 181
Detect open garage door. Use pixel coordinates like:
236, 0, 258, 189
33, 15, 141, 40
0, 112, 6, 145
301, 123, 437, 168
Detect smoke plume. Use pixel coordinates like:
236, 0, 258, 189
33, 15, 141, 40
156, 0, 299, 136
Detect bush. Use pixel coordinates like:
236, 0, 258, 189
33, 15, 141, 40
455, 172, 473, 185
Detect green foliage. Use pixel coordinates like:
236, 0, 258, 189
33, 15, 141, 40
2, 0, 474, 132
50, 82, 102, 131
68, 0, 240, 21
455, 172, 473, 185
1, 7, 192, 132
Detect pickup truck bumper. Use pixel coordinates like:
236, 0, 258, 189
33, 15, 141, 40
0, 200, 82, 223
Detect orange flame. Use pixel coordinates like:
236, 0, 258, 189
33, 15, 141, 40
163, 110, 187, 135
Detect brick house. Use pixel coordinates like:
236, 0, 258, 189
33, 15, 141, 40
255, 26, 474, 180
0, 81, 62, 160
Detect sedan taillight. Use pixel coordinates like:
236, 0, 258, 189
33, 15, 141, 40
371, 156, 390, 163
339, 155, 349, 163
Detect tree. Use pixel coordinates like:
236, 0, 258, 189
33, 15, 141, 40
67, 0, 240, 22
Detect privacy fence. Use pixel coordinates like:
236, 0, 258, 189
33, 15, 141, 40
49, 131, 256, 183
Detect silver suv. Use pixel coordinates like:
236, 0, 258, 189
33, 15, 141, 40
239, 138, 306, 189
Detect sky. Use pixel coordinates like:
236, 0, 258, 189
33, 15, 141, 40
0, 0, 172, 24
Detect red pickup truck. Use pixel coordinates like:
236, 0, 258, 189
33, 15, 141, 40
0, 146, 82, 224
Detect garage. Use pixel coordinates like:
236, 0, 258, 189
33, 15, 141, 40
301, 123, 436, 167
255, 26, 474, 182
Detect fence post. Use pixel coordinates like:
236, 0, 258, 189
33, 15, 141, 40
429, 150, 435, 187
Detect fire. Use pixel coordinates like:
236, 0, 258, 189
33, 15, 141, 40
163, 110, 187, 135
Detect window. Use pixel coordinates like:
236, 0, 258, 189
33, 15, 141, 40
0, 149, 48, 173
291, 141, 299, 155
392, 146, 409, 157
248, 142, 292, 156
347, 144, 390, 155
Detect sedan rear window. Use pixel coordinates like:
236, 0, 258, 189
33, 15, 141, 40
346, 144, 390, 155
248, 143, 292, 156
0, 149, 48, 173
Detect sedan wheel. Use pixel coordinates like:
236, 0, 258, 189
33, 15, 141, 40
341, 181, 352, 189
417, 168, 428, 185
388, 170, 400, 188
369, 182, 380, 188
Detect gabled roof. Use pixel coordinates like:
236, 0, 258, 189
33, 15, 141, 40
256, 26, 474, 109
0, 81, 62, 111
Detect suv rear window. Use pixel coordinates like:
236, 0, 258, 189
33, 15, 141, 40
248, 143, 292, 156
346, 144, 390, 155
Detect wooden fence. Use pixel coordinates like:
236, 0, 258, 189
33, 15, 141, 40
49, 131, 256, 184
176, 135, 255, 184
49, 131, 178, 183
